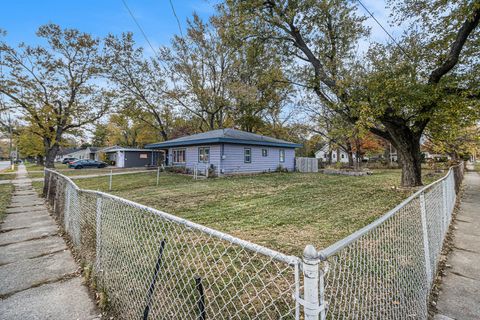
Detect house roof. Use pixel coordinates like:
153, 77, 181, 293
145, 129, 302, 149
57, 148, 82, 156
103, 146, 163, 153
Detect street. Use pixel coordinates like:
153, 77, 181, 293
0, 161, 11, 172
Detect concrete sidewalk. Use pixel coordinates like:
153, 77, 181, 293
0, 165, 99, 319
435, 168, 480, 320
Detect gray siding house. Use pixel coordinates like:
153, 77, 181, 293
103, 146, 163, 168
145, 129, 301, 175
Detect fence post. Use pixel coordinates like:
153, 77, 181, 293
96, 197, 102, 270
109, 169, 113, 191
65, 186, 71, 232
442, 179, 448, 235
419, 192, 432, 288
303, 245, 324, 320
47, 171, 53, 202
156, 166, 160, 186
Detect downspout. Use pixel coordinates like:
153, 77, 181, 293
220, 143, 224, 176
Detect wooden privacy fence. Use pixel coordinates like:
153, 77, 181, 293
296, 157, 318, 173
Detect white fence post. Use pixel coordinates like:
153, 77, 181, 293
96, 197, 102, 270
419, 192, 432, 288
303, 245, 325, 320
442, 179, 448, 235
156, 166, 160, 186
65, 186, 71, 232
109, 169, 113, 191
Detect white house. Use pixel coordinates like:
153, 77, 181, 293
58, 146, 102, 161
315, 144, 355, 163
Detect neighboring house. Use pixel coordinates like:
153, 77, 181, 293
423, 151, 451, 161
315, 144, 354, 163
103, 146, 164, 168
145, 128, 302, 175
61, 147, 102, 161
55, 148, 82, 162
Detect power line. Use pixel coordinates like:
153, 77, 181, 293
121, 0, 160, 57
168, 0, 183, 37
355, 0, 413, 61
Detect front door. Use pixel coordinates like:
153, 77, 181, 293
117, 151, 125, 168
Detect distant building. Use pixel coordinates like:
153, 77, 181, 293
314, 144, 355, 164
58, 147, 102, 161
102, 146, 163, 168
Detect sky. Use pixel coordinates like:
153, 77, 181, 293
0, 0, 403, 53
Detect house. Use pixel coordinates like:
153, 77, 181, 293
59, 146, 103, 161
55, 147, 82, 162
315, 144, 354, 163
145, 128, 302, 175
102, 146, 164, 168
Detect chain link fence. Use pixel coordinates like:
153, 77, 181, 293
317, 163, 465, 319
43, 163, 464, 320
44, 169, 301, 319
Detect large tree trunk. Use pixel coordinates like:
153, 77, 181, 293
44, 140, 59, 168
385, 126, 423, 187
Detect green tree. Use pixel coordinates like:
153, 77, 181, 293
0, 24, 110, 168
16, 126, 44, 163
226, 0, 480, 186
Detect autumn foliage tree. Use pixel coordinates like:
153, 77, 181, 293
226, 0, 480, 186
0, 24, 110, 167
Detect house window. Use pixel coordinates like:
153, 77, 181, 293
244, 148, 252, 163
341, 154, 345, 159
262, 149, 268, 157
139, 153, 148, 159
333, 154, 336, 158
324, 154, 327, 159
198, 147, 210, 163
172, 149, 186, 163
279, 149, 285, 163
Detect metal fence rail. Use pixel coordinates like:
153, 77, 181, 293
43, 163, 464, 320
44, 169, 300, 319
316, 163, 465, 319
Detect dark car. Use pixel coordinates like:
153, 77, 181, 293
68, 159, 107, 169
62, 157, 78, 164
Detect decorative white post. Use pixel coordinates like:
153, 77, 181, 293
303, 245, 324, 320
156, 166, 160, 186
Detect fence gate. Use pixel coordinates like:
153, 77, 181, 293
296, 157, 319, 173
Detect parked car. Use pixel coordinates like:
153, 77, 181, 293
62, 157, 78, 164
68, 159, 107, 169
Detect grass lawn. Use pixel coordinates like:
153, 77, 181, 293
0, 184, 13, 222
63, 169, 444, 256
0, 172, 16, 181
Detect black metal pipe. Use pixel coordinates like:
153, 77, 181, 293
143, 239, 166, 320
195, 275, 206, 320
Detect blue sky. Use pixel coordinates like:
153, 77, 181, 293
0, 0, 217, 50
1, 0, 401, 52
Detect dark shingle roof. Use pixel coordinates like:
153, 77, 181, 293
145, 128, 302, 149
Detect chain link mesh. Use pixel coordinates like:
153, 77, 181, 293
320, 163, 464, 319
44, 170, 300, 320
43, 163, 464, 320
